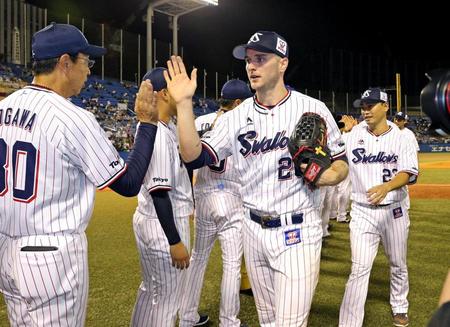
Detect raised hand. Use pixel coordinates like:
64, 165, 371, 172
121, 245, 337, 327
134, 80, 158, 124
163, 56, 197, 105
341, 115, 358, 132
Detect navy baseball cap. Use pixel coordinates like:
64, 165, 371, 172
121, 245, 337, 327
142, 67, 167, 92
32, 22, 106, 60
353, 88, 388, 108
394, 112, 409, 120
232, 31, 289, 60
221, 79, 253, 100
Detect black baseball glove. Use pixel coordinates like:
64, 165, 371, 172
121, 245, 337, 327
288, 112, 332, 187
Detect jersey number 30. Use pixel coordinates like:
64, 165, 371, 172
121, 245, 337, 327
0, 138, 39, 203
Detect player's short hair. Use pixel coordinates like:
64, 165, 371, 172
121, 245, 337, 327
219, 98, 236, 109
31, 54, 78, 75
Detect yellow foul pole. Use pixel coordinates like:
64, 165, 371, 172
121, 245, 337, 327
396, 73, 401, 112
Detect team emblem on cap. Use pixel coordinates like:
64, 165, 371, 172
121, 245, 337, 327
276, 38, 287, 55
248, 32, 263, 43
362, 90, 371, 98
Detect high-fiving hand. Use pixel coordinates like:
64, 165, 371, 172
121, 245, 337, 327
163, 56, 198, 105
134, 80, 158, 124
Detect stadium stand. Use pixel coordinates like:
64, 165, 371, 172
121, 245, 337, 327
2, 62, 448, 150
0, 62, 221, 150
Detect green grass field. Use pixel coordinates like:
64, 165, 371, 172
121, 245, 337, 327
1, 153, 449, 326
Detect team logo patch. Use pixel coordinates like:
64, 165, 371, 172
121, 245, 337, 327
285, 229, 301, 246
393, 207, 403, 219
276, 38, 287, 55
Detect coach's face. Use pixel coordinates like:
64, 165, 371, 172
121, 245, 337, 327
245, 49, 288, 91
66, 53, 91, 97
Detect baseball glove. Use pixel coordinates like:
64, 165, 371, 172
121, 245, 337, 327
288, 112, 331, 187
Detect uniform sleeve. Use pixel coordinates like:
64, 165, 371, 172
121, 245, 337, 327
199, 112, 233, 163
396, 135, 419, 184
142, 127, 174, 192
57, 109, 126, 189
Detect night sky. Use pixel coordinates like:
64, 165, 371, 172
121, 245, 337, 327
27, 0, 449, 94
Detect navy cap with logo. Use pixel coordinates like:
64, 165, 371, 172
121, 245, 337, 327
394, 112, 409, 121
32, 22, 106, 60
353, 87, 388, 108
221, 79, 253, 100
142, 67, 167, 92
233, 31, 289, 60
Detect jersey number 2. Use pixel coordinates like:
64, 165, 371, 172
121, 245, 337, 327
382, 168, 398, 183
278, 157, 302, 180
0, 138, 39, 202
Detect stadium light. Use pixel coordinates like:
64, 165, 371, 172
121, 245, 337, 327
197, 0, 218, 5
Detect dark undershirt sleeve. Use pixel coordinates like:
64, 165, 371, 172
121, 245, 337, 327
151, 190, 181, 245
109, 123, 157, 196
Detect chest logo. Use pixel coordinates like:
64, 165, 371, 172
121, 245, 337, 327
237, 130, 289, 157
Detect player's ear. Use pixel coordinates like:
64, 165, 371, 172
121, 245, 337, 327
161, 88, 170, 101
279, 57, 289, 73
59, 54, 71, 71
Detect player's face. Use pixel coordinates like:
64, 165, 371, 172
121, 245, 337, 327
68, 53, 91, 97
245, 49, 285, 91
394, 118, 406, 129
360, 102, 388, 128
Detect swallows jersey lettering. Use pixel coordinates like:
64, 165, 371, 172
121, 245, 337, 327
351, 148, 398, 164
238, 130, 289, 157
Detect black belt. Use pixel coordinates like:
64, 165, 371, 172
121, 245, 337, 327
250, 211, 303, 229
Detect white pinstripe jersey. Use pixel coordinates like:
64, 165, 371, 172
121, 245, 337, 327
399, 127, 420, 151
136, 120, 193, 218
201, 90, 345, 216
0, 85, 126, 237
194, 112, 241, 197
345, 123, 419, 205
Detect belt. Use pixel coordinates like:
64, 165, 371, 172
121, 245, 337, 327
249, 211, 303, 229
360, 202, 392, 208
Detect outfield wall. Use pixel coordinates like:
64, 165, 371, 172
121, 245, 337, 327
419, 144, 450, 152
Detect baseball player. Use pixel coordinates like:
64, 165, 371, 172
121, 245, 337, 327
335, 117, 358, 223
0, 23, 158, 326
164, 30, 349, 326
320, 119, 347, 236
130, 68, 200, 327
179, 79, 252, 327
393, 112, 420, 152
335, 130, 352, 223
393, 112, 419, 210
339, 88, 419, 327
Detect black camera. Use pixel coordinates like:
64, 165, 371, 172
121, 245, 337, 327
420, 70, 450, 136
